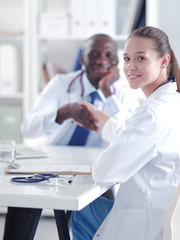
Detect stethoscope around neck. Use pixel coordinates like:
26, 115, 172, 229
67, 70, 116, 97
67, 70, 85, 96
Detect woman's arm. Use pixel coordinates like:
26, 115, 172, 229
79, 102, 111, 128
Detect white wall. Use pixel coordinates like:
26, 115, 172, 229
146, 0, 180, 64
0, 0, 23, 32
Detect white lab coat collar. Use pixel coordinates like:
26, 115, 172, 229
82, 72, 97, 97
147, 81, 178, 102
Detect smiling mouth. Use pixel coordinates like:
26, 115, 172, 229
128, 74, 141, 80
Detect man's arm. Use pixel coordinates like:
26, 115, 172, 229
56, 102, 99, 131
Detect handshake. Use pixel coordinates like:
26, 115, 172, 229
74, 102, 110, 132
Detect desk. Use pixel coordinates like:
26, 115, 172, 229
0, 145, 110, 240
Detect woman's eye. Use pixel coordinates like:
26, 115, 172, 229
124, 57, 129, 62
138, 56, 144, 61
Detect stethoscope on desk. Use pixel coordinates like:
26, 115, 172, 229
67, 70, 116, 97
11, 174, 76, 185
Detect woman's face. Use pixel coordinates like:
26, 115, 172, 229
123, 37, 165, 97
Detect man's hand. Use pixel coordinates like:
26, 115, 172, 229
80, 102, 110, 128
56, 102, 99, 131
99, 66, 119, 97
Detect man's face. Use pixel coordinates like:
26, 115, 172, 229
82, 36, 118, 88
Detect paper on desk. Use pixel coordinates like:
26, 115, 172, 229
5, 164, 92, 175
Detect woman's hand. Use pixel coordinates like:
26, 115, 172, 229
79, 102, 111, 128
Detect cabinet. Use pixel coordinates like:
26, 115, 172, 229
0, 0, 26, 143
0, 0, 37, 143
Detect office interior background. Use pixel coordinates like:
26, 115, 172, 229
0, 0, 179, 239
0, 0, 179, 145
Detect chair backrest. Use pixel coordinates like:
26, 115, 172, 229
163, 183, 180, 240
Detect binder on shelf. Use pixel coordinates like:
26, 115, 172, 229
85, 0, 99, 37
98, 0, 117, 35
70, 0, 86, 37
72, 48, 83, 71
121, 0, 141, 35
70, 0, 117, 37
42, 62, 64, 85
40, 12, 70, 37
131, 0, 146, 31
0, 44, 18, 94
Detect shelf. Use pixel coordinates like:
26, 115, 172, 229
0, 37, 24, 42
36, 34, 128, 42
0, 31, 24, 36
0, 93, 24, 103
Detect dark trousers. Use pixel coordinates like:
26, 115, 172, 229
3, 207, 32, 240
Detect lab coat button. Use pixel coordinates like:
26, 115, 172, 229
96, 233, 100, 237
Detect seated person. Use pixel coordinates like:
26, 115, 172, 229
71, 26, 180, 240
21, 34, 139, 147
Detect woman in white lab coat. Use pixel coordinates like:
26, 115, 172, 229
71, 26, 180, 240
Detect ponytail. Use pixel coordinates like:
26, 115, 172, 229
169, 49, 180, 92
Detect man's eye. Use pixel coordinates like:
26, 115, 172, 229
106, 53, 114, 60
90, 52, 98, 58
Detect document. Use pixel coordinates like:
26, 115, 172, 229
16, 145, 50, 159
5, 163, 92, 175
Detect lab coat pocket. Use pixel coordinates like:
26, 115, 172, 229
96, 208, 146, 240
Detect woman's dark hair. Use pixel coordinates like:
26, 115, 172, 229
128, 26, 180, 91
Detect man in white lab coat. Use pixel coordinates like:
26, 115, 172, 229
21, 35, 138, 147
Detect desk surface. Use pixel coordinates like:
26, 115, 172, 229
0, 145, 109, 211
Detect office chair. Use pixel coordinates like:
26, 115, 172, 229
163, 183, 180, 240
